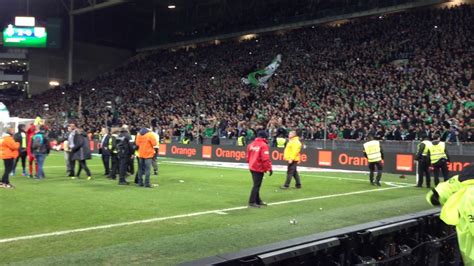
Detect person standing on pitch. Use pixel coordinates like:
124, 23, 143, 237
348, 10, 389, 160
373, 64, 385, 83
426, 163, 474, 265
12, 124, 27, 176
427, 134, 450, 186
31, 126, 50, 179
108, 128, 119, 180
363, 134, 384, 186
26, 123, 38, 178
151, 128, 160, 176
246, 130, 273, 208
1, 128, 20, 188
71, 127, 92, 180
281, 130, 302, 189
135, 127, 157, 188
66, 123, 77, 177
116, 127, 134, 185
416, 134, 433, 188
99, 127, 111, 176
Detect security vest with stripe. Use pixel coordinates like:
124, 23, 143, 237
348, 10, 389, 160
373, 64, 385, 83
363, 140, 382, 163
428, 142, 447, 164
426, 175, 474, 265
108, 134, 118, 154
276, 137, 286, 148
20, 132, 27, 149
237, 136, 245, 146
417, 140, 433, 157
182, 138, 190, 144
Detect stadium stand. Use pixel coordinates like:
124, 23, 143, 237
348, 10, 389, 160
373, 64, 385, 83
7, 5, 473, 143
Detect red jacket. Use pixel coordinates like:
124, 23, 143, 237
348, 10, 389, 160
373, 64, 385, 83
246, 138, 272, 173
26, 125, 36, 157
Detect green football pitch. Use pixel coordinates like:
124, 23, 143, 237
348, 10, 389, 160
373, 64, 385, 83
0, 152, 436, 265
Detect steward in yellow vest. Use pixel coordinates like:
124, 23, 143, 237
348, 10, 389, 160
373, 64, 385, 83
415, 134, 433, 188
12, 124, 28, 176
426, 163, 474, 266
427, 134, 450, 186
276, 136, 286, 148
281, 130, 302, 189
363, 135, 384, 186
237, 133, 246, 146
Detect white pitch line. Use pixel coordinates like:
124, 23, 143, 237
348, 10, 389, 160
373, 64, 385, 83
160, 160, 414, 186
0, 186, 405, 244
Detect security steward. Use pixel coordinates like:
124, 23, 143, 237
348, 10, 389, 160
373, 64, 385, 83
275, 133, 287, 148
13, 124, 28, 176
426, 163, 474, 266
237, 132, 246, 146
427, 134, 450, 186
181, 135, 190, 144
281, 130, 302, 189
363, 134, 384, 186
108, 128, 119, 180
246, 130, 273, 208
115, 127, 134, 185
416, 134, 433, 188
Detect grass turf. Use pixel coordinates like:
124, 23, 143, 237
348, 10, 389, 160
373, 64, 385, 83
0, 152, 436, 265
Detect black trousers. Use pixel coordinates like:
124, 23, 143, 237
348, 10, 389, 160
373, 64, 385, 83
433, 159, 449, 186
417, 158, 431, 187
13, 150, 27, 173
102, 154, 110, 175
119, 156, 130, 183
249, 171, 264, 205
2, 159, 14, 184
68, 152, 76, 176
368, 162, 383, 183
76, 160, 91, 177
109, 154, 119, 179
284, 162, 301, 188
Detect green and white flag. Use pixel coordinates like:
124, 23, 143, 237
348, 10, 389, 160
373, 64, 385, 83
242, 54, 282, 88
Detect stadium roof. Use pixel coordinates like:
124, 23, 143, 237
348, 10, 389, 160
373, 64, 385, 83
0, 0, 448, 50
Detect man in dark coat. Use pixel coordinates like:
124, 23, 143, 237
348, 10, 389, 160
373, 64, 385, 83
71, 127, 92, 180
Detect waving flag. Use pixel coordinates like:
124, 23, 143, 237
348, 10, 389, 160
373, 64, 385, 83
242, 54, 282, 88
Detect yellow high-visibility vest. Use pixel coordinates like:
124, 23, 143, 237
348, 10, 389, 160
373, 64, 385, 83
182, 139, 190, 144
108, 134, 118, 154
237, 136, 245, 146
21, 132, 27, 148
417, 140, 432, 156
276, 137, 286, 148
429, 142, 447, 164
363, 140, 382, 163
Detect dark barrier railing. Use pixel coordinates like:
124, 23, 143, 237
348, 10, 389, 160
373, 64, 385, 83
181, 209, 462, 266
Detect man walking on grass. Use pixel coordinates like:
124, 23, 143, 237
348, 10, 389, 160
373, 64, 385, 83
246, 130, 273, 208
281, 130, 302, 189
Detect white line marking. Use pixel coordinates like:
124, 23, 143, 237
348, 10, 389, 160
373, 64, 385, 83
0, 186, 404, 244
160, 160, 415, 186
214, 211, 228, 215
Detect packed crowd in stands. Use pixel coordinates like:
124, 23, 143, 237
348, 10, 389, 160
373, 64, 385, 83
8, 4, 474, 143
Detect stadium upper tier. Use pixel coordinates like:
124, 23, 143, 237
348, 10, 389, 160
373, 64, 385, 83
8, 4, 474, 142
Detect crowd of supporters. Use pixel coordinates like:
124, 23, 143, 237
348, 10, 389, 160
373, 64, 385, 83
7, 4, 474, 143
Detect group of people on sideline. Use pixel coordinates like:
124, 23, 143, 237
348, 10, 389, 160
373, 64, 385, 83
1, 123, 50, 188
0, 121, 160, 189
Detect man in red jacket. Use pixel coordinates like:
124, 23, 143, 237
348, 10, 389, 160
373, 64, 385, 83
26, 124, 38, 178
246, 130, 273, 208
